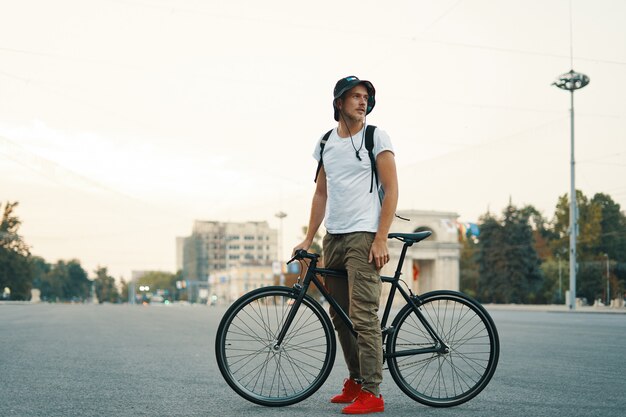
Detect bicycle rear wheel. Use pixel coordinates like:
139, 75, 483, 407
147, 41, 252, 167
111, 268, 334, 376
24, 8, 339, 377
387, 290, 499, 407
215, 286, 336, 406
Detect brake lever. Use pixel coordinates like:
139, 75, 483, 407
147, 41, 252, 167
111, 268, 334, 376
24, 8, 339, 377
287, 249, 308, 265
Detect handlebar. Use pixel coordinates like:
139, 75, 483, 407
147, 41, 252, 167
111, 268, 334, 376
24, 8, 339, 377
287, 249, 320, 264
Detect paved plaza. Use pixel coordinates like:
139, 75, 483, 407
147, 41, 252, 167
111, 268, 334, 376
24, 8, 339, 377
1, 302, 625, 416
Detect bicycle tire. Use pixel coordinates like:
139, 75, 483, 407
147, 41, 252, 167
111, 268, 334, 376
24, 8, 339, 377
387, 290, 499, 407
215, 286, 336, 406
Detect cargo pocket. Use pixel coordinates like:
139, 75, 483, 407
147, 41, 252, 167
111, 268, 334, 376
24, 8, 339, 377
351, 271, 382, 309
350, 270, 382, 334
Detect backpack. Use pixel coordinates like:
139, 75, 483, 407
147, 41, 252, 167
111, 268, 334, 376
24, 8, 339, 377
314, 125, 379, 195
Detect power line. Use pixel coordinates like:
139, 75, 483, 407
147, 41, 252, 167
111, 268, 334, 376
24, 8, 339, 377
0, 46, 144, 70
409, 36, 626, 67
3, 1, 626, 68
580, 161, 626, 168
579, 151, 626, 164
418, 0, 465, 34
398, 116, 568, 170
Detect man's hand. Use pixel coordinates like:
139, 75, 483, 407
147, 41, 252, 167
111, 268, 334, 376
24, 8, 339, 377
292, 239, 312, 257
368, 237, 389, 270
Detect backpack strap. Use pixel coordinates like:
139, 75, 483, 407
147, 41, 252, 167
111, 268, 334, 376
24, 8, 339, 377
365, 125, 378, 193
365, 125, 410, 221
314, 129, 333, 183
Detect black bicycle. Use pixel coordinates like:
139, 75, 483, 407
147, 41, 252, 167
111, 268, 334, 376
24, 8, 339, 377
215, 231, 499, 408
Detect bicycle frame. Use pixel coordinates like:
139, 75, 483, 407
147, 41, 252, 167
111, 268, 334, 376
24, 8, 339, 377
274, 240, 449, 359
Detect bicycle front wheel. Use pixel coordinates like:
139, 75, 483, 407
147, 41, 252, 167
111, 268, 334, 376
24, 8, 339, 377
387, 290, 499, 407
215, 286, 336, 406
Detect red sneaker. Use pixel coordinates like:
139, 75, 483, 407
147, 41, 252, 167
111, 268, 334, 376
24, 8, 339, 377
341, 390, 384, 414
330, 378, 362, 403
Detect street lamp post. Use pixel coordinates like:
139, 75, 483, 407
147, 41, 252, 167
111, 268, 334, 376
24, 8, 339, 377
604, 253, 610, 306
275, 211, 287, 286
557, 253, 562, 304
552, 69, 590, 310
275, 211, 287, 263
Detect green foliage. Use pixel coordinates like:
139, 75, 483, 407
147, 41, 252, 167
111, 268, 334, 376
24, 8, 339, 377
30, 256, 50, 290
0, 202, 34, 300
136, 271, 178, 301
577, 260, 604, 304
550, 191, 604, 259
539, 258, 567, 304
547, 191, 626, 304
119, 278, 129, 302
592, 193, 626, 260
38, 260, 90, 302
459, 238, 479, 298
476, 203, 544, 304
469, 190, 626, 305
94, 266, 120, 303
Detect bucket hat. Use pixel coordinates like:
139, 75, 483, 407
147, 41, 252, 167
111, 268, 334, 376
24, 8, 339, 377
333, 76, 376, 121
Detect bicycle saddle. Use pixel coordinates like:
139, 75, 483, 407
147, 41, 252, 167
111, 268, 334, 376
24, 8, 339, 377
388, 231, 432, 244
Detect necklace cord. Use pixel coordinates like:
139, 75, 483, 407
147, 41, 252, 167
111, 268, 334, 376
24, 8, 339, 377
340, 111, 365, 161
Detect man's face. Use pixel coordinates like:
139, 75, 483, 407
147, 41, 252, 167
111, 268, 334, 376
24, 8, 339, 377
337, 84, 369, 122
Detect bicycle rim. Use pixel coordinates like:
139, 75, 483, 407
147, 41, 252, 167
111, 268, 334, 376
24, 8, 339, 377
215, 287, 335, 406
387, 291, 499, 407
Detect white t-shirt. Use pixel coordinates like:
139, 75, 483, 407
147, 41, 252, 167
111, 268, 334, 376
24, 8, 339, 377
313, 125, 394, 234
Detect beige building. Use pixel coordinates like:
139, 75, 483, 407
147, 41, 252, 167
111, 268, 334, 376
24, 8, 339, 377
381, 210, 461, 304
177, 220, 278, 284
209, 265, 276, 303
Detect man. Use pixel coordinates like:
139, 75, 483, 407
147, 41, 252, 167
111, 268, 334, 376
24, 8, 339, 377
293, 76, 398, 414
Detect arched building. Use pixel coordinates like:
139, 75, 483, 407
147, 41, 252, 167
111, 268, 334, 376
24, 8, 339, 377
381, 210, 461, 304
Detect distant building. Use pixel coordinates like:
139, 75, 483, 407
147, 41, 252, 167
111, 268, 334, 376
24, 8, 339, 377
176, 220, 278, 301
382, 210, 462, 304
209, 264, 276, 304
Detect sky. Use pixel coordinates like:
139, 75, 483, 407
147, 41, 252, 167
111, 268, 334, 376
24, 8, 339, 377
1, 0, 625, 280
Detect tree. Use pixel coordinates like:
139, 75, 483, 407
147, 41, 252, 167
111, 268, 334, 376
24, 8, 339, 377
477, 203, 544, 303
459, 237, 479, 298
0, 202, 33, 300
30, 256, 50, 290
547, 191, 625, 304
592, 193, 626, 261
136, 271, 177, 301
94, 266, 119, 303
39, 260, 90, 302
476, 213, 506, 303
119, 278, 129, 303
64, 260, 91, 301
550, 191, 602, 259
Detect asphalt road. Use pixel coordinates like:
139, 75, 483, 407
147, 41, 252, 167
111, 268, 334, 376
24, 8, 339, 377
1, 303, 625, 417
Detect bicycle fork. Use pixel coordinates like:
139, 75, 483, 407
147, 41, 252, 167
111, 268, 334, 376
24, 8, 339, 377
272, 260, 322, 350
271, 283, 307, 351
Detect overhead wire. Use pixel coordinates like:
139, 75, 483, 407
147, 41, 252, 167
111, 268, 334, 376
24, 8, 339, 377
3, 0, 624, 67
397, 116, 569, 170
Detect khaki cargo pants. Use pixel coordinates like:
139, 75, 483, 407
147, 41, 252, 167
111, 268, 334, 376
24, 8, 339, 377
323, 232, 383, 396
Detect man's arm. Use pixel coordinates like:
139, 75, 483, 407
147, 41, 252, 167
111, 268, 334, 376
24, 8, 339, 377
369, 150, 398, 269
293, 166, 327, 253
